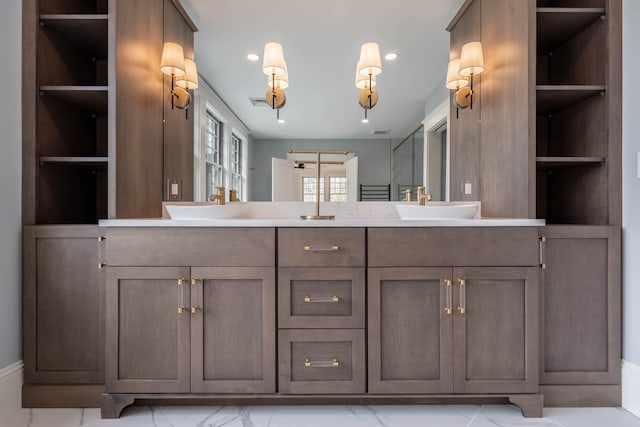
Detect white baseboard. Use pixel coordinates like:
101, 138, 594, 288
0, 360, 22, 422
622, 359, 640, 418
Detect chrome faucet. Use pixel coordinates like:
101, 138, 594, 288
417, 186, 432, 206
209, 186, 226, 205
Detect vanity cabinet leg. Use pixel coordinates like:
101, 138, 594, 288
101, 394, 136, 419
509, 394, 543, 418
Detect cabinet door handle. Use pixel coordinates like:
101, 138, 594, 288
177, 278, 186, 285
304, 358, 339, 368
303, 245, 339, 252
457, 278, 466, 314
539, 236, 546, 269
304, 295, 340, 303
191, 306, 201, 314
444, 279, 453, 315
191, 278, 200, 285
178, 306, 186, 314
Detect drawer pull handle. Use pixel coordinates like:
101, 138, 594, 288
304, 295, 340, 303
304, 358, 339, 368
457, 278, 466, 315
303, 245, 339, 252
444, 279, 452, 315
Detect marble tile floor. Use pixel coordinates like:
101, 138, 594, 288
1, 405, 639, 427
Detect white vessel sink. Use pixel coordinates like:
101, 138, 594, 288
165, 203, 248, 219
395, 203, 479, 220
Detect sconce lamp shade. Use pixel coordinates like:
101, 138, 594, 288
358, 42, 382, 76
355, 60, 377, 89
268, 64, 289, 89
262, 42, 286, 77
160, 42, 186, 77
176, 58, 199, 90
459, 41, 484, 76
446, 58, 469, 90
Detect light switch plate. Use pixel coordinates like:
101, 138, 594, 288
167, 179, 182, 200
464, 181, 472, 195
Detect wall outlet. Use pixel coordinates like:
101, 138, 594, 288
167, 179, 182, 200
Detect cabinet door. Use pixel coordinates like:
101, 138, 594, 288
453, 267, 538, 393
23, 225, 103, 384
540, 226, 621, 385
190, 267, 276, 393
368, 267, 453, 394
105, 267, 190, 393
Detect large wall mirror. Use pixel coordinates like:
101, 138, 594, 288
168, 0, 465, 202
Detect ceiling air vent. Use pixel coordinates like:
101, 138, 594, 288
249, 97, 268, 107
371, 129, 391, 135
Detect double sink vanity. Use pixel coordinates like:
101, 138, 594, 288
98, 201, 546, 417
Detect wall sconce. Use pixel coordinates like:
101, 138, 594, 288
445, 57, 469, 118
357, 42, 382, 123
267, 64, 288, 122
458, 41, 484, 109
160, 42, 198, 119
262, 42, 288, 122
355, 60, 378, 123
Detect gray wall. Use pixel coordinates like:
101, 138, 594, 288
424, 78, 448, 119
623, 0, 640, 366
0, 0, 22, 368
251, 138, 392, 201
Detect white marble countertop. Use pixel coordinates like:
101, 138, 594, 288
99, 217, 545, 227
98, 201, 545, 227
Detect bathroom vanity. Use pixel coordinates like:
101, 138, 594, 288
87, 206, 550, 418
21, 204, 621, 418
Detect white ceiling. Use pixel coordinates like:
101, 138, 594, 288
180, 0, 464, 140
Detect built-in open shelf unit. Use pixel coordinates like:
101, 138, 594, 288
34, 0, 110, 224
534, 0, 619, 225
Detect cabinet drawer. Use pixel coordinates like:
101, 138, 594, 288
278, 228, 365, 267
368, 227, 539, 267
278, 268, 364, 329
278, 329, 365, 394
104, 227, 275, 267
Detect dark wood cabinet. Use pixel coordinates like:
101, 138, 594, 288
102, 228, 276, 401
534, 0, 621, 225
539, 225, 621, 405
23, 226, 103, 385
453, 267, 539, 394
190, 267, 275, 393
105, 266, 190, 393
368, 267, 453, 394
22, 225, 104, 407
368, 266, 538, 395
105, 266, 275, 394
277, 228, 366, 395
23, 0, 196, 224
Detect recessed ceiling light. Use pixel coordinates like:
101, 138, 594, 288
384, 52, 399, 61
247, 53, 260, 61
